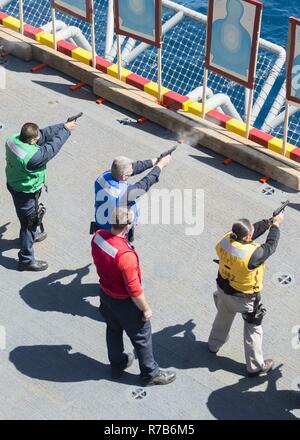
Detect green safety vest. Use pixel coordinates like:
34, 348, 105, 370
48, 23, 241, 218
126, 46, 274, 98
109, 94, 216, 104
5, 134, 46, 193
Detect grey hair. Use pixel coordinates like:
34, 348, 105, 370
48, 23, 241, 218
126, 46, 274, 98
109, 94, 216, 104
111, 156, 133, 179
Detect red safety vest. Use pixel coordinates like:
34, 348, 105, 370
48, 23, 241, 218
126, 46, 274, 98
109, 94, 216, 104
91, 230, 142, 299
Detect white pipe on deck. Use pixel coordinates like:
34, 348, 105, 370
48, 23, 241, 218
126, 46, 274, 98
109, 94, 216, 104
42, 21, 91, 51
162, 0, 207, 22
57, 27, 92, 51
105, 0, 114, 59
42, 20, 75, 45
188, 86, 223, 114
0, 0, 12, 8
206, 94, 242, 121
262, 81, 286, 133
107, 35, 125, 62
187, 87, 241, 119
122, 38, 136, 61
264, 105, 299, 132
251, 40, 286, 123
42, 20, 67, 33
187, 86, 214, 101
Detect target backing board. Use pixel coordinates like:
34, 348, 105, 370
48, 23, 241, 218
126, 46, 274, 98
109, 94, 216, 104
205, 0, 262, 88
51, 0, 92, 22
286, 17, 300, 107
114, 0, 162, 48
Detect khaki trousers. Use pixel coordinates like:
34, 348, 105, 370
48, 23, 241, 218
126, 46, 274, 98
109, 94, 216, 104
208, 286, 265, 373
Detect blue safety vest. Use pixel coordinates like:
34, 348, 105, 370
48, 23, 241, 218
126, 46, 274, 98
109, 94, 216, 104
94, 171, 139, 230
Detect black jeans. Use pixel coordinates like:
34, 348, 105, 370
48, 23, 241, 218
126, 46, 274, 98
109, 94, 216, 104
99, 289, 159, 381
7, 185, 41, 264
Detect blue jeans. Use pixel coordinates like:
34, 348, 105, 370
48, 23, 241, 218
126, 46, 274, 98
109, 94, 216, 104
99, 289, 159, 381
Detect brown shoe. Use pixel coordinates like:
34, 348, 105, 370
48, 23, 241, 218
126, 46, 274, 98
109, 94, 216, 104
247, 359, 274, 377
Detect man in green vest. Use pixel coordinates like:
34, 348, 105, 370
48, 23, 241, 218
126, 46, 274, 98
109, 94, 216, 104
208, 213, 284, 377
6, 119, 76, 271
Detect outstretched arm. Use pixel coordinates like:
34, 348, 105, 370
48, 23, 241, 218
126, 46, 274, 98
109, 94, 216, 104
27, 121, 76, 170
248, 225, 280, 269
131, 159, 156, 176
127, 166, 161, 199
37, 123, 66, 145
252, 219, 272, 240
27, 126, 70, 170
127, 155, 170, 200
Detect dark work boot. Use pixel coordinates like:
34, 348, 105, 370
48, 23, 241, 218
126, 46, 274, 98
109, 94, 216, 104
141, 369, 176, 386
34, 232, 47, 243
111, 353, 135, 379
247, 359, 274, 377
18, 260, 48, 272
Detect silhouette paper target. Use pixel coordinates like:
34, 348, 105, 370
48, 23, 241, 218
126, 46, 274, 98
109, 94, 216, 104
114, 0, 162, 47
205, 0, 262, 88
51, 0, 92, 22
286, 17, 300, 107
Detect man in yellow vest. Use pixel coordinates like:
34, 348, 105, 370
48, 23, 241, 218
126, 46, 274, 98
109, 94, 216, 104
208, 213, 284, 376
5, 120, 76, 271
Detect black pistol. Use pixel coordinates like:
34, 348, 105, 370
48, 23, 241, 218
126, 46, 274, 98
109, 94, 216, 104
272, 200, 290, 218
158, 146, 177, 161
67, 112, 83, 123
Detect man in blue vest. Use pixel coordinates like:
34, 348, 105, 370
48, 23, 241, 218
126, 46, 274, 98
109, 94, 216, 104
5, 119, 76, 271
94, 154, 171, 242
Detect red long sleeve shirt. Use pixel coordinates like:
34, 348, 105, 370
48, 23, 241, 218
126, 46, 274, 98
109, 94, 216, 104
116, 252, 142, 298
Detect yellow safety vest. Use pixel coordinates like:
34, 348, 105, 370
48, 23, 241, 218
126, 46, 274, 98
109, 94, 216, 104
216, 232, 265, 294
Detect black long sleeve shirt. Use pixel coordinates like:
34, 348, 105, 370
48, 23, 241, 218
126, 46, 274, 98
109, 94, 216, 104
127, 160, 161, 200
249, 220, 280, 269
27, 124, 71, 170
131, 160, 154, 176
217, 219, 280, 295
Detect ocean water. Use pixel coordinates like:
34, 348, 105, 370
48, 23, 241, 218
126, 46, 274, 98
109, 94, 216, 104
182, 0, 299, 48
3, 0, 298, 59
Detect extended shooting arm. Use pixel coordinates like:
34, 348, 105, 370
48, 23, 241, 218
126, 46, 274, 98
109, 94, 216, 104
131, 160, 155, 176
27, 125, 71, 170
248, 226, 281, 269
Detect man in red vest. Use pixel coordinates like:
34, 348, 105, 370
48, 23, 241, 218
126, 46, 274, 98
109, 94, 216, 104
91, 207, 176, 386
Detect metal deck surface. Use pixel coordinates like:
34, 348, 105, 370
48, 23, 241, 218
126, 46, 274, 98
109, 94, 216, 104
0, 55, 300, 420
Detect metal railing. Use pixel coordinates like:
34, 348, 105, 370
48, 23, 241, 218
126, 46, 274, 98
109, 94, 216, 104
1, 0, 297, 144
